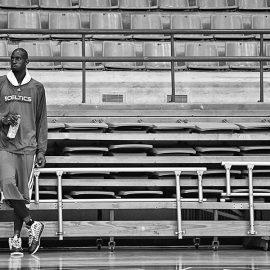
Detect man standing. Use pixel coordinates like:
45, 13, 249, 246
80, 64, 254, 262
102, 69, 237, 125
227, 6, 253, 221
0, 48, 47, 255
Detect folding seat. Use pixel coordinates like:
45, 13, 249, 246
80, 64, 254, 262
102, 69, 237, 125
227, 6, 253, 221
195, 146, 240, 156
39, 0, 77, 9
48, 122, 65, 132
61, 41, 103, 69
79, 0, 118, 9
119, 0, 157, 10
64, 122, 108, 132
63, 146, 109, 156
235, 122, 270, 132
239, 146, 270, 156
90, 12, 124, 39
211, 14, 254, 39
0, 11, 8, 37
225, 42, 260, 69
158, 0, 198, 10
103, 41, 143, 70
171, 14, 212, 39
49, 12, 81, 39
150, 122, 195, 133
186, 42, 228, 70
108, 144, 153, 156
150, 147, 196, 156
0, 41, 8, 69
118, 190, 164, 198
18, 41, 56, 69
252, 15, 270, 40
193, 122, 240, 133
68, 191, 118, 199
107, 122, 153, 132
8, 11, 47, 39
131, 14, 166, 40
238, 0, 270, 10
174, 42, 187, 70
198, 0, 237, 10
0, 0, 37, 8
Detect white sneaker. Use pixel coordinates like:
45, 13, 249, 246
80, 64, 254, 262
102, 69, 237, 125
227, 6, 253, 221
8, 235, 23, 256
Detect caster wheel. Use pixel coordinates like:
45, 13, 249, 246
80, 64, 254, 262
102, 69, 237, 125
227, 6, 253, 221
212, 240, 219, 251
193, 237, 200, 249
108, 241, 115, 252
96, 238, 103, 250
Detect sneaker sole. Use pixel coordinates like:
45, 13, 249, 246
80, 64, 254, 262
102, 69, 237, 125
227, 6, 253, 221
29, 223, 45, 255
10, 252, 24, 258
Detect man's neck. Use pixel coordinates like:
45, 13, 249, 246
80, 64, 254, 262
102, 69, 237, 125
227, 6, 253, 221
13, 70, 26, 85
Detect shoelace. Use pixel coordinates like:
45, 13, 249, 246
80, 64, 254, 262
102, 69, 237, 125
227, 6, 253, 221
12, 238, 21, 249
31, 223, 41, 241
26, 227, 34, 246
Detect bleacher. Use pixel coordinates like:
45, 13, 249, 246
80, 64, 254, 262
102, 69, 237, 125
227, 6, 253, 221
1, 0, 270, 251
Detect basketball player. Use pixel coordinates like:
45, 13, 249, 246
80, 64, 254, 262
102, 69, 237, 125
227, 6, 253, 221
0, 48, 48, 255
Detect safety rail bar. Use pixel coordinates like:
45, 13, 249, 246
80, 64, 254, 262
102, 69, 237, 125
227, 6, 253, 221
33, 167, 206, 240
222, 161, 270, 236
0, 28, 269, 103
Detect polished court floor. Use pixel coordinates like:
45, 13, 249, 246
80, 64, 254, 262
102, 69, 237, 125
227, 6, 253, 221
0, 248, 270, 270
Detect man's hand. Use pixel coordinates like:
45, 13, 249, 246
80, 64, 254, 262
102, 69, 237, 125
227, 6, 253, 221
1, 113, 19, 126
36, 152, 46, 168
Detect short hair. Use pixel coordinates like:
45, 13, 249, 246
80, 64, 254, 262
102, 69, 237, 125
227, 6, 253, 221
12, 48, 29, 60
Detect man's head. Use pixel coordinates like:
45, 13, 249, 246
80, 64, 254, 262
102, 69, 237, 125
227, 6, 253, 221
10, 48, 29, 73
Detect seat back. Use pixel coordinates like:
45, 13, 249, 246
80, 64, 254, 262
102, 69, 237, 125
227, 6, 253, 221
252, 15, 270, 39
80, 0, 116, 9
0, 0, 33, 8
8, 11, 41, 29
39, 0, 74, 9
159, 0, 196, 9
0, 41, 8, 69
198, 0, 231, 9
119, 0, 153, 9
239, 0, 268, 9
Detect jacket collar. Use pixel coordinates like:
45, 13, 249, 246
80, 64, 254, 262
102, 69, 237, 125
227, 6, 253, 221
7, 69, 31, 86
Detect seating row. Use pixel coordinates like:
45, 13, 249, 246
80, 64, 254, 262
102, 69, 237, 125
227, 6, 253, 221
0, 0, 269, 11
1, 40, 269, 70
1, 12, 270, 40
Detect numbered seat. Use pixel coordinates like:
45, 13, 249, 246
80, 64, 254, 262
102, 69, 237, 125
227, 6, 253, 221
131, 14, 166, 40
158, 0, 198, 10
211, 14, 254, 39
103, 41, 143, 70
119, 0, 157, 9
61, 41, 103, 69
238, 0, 270, 10
226, 42, 260, 70
0, 41, 8, 69
0, 0, 37, 8
49, 12, 81, 39
171, 14, 212, 39
39, 0, 77, 9
198, 0, 237, 10
252, 15, 270, 40
18, 41, 56, 69
186, 42, 228, 70
79, 0, 118, 9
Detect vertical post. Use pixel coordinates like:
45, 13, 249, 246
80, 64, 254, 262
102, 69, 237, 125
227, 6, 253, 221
34, 171, 40, 204
247, 165, 256, 235
170, 34, 176, 103
82, 34, 86, 103
56, 171, 64, 240
175, 171, 183, 239
225, 164, 232, 196
259, 33, 264, 102
197, 170, 204, 203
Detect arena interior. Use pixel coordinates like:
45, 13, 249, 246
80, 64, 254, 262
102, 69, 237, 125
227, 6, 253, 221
1, 0, 270, 269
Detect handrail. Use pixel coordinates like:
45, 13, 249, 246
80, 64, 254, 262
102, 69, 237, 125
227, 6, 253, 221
0, 28, 268, 103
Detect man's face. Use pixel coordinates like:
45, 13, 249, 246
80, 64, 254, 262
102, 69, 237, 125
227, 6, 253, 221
10, 50, 28, 73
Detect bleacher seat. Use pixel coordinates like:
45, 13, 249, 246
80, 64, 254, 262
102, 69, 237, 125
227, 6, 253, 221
49, 12, 81, 39
193, 122, 240, 133
90, 12, 124, 39
8, 11, 45, 39
150, 122, 195, 133
174, 42, 187, 70
0, 0, 37, 8
225, 42, 260, 69
150, 147, 196, 156
118, 190, 164, 198
119, 0, 157, 10
79, 0, 118, 9
63, 146, 109, 156
0, 41, 8, 69
68, 191, 118, 199
61, 41, 103, 69
235, 122, 270, 132
211, 14, 254, 39
131, 14, 166, 40
103, 41, 143, 70
64, 122, 108, 132
108, 144, 153, 156
238, 0, 270, 10
39, 0, 77, 9
0, 11, 8, 37
195, 146, 240, 156
198, 0, 237, 10
171, 14, 212, 39
158, 0, 198, 10
186, 42, 228, 70
252, 15, 270, 40
107, 122, 153, 132
239, 146, 270, 156
48, 122, 65, 132
19, 41, 57, 69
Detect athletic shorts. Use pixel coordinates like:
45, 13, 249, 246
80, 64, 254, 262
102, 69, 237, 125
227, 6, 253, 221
0, 150, 35, 204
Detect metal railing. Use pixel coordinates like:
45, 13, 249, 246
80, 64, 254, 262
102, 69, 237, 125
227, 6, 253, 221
1, 29, 270, 103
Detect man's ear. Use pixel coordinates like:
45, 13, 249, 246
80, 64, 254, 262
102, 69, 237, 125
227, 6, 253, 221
25, 59, 29, 65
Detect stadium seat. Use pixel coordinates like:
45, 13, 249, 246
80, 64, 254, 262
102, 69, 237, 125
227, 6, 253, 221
49, 12, 81, 39
195, 146, 240, 156
90, 12, 124, 39
186, 42, 228, 70
0, 41, 8, 69
39, 0, 77, 9
238, 0, 270, 10
158, 0, 198, 10
225, 42, 260, 69
0, 11, 8, 37
48, 122, 65, 132
198, 0, 237, 10
108, 144, 153, 156
18, 41, 56, 69
211, 14, 254, 39
252, 15, 270, 40
150, 122, 195, 133
150, 147, 196, 156
103, 41, 143, 70
79, 0, 118, 9
235, 122, 270, 132
239, 146, 270, 156
119, 0, 157, 10
118, 190, 164, 198
107, 122, 153, 132
8, 11, 46, 39
64, 122, 108, 132
63, 146, 109, 156
171, 14, 212, 39
68, 191, 118, 199
0, 0, 37, 8
61, 41, 103, 69
193, 122, 240, 133
131, 14, 166, 40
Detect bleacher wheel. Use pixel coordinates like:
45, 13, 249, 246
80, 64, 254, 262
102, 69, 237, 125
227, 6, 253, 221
193, 237, 200, 249
212, 240, 219, 251
96, 238, 103, 250
108, 240, 116, 252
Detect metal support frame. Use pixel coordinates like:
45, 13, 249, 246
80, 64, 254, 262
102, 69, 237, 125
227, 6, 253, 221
175, 171, 183, 239
247, 165, 256, 235
56, 171, 64, 240
34, 171, 40, 204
